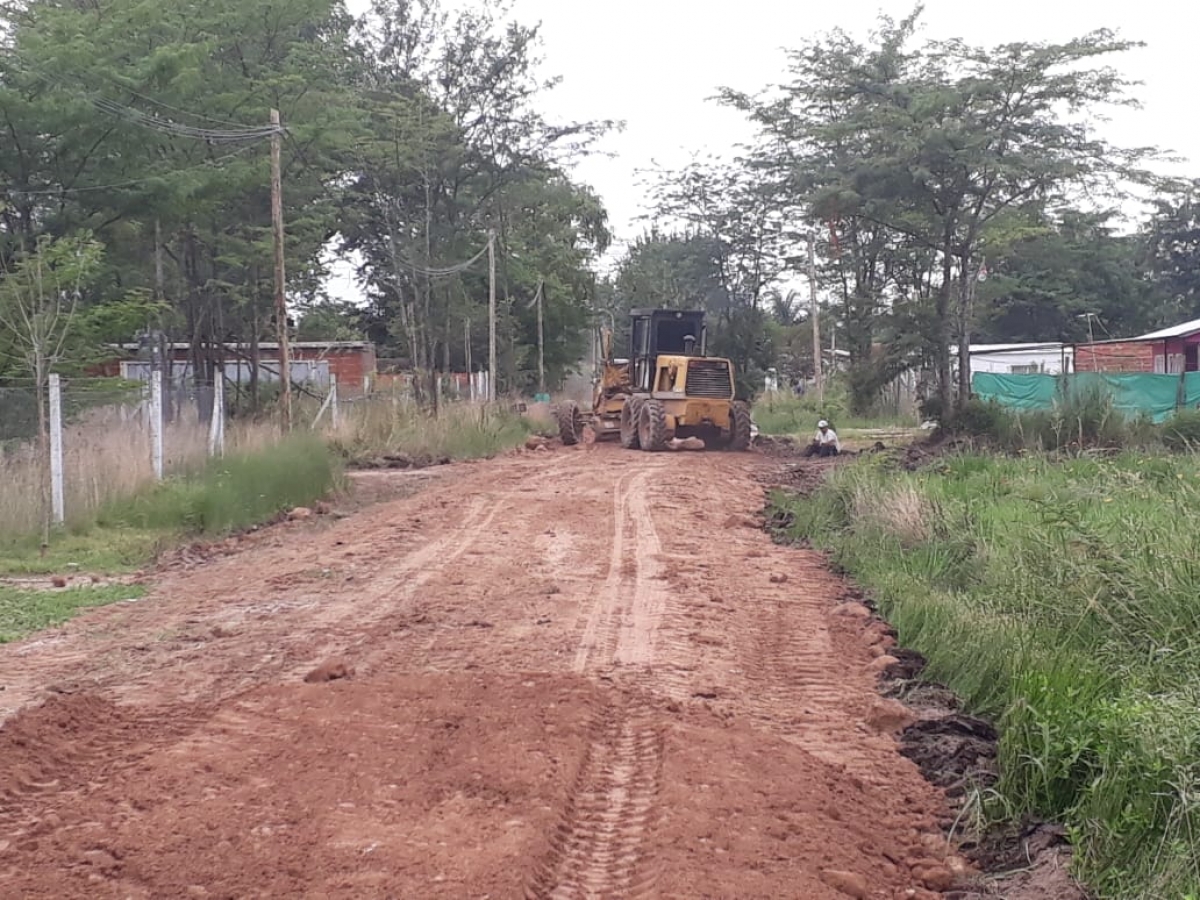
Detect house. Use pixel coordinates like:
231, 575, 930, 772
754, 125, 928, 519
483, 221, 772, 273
1074, 318, 1200, 374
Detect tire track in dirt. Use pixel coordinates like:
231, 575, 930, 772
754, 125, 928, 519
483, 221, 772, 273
536, 461, 682, 900
528, 702, 663, 900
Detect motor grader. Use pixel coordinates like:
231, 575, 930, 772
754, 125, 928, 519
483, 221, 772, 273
556, 308, 752, 452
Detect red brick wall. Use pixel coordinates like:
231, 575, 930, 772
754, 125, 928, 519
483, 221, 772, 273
1074, 342, 1156, 373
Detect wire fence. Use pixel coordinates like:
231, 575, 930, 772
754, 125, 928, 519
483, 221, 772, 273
0, 375, 231, 538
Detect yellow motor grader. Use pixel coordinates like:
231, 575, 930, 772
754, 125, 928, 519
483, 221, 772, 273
557, 308, 752, 452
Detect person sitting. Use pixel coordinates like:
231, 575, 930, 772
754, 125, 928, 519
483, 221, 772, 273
803, 420, 840, 457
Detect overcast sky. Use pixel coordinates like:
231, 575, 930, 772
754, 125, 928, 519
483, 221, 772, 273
333, 0, 1196, 293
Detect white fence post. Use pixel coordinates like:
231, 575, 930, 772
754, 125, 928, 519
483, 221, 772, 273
208, 374, 225, 457
48, 373, 64, 525
150, 369, 164, 480
330, 374, 340, 430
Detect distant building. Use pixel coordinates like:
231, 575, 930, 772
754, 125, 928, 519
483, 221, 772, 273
96, 341, 377, 391
1074, 318, 1200, 374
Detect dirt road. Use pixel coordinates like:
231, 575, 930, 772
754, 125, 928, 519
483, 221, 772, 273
0, 444, 958, 899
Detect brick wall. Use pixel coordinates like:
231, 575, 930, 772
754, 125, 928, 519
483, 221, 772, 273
1073, 342, 1155, 373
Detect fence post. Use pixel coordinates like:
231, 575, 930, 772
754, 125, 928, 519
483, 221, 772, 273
151, 369, 164, 480
330, 374, 340, 430
208, 373, 225, 457
48, 374, 64, 525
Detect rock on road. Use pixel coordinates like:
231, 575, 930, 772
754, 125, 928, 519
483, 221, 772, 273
0, 443, 954, 899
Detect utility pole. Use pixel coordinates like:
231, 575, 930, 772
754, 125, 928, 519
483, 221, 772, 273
535, 279, 545, 395
807, 232, 824, 403
487, 229, 497, 402
270, 108, 292, 430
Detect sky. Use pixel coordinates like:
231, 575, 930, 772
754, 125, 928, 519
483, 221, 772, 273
333, 0, 1197, 294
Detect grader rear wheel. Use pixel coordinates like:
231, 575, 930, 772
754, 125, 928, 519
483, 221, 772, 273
556, 401, 584, 446
638, 399, 670, 452
619, 398, 643, 449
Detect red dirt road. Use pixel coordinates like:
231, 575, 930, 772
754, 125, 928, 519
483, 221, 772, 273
0, 444, 958, 899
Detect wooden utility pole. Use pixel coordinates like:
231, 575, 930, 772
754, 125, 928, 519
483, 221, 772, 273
807, 232, 824, 403
270, 108, 292, 430
535, 279, 545, 394
487, 230, 497, 402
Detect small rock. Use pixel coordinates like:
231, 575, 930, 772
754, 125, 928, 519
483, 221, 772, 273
832, 601, 871, 619
288, 507, 313, 521
524, 435, 545, 450
314, 501, 332, 515
51, 576, 68, 588
866, 697, 915, 733
868, 655, 900, 674
913, 864, 956, 892
82, 849, 119, 870
304, 659, 355, 683
768, 573, 789, 584
818, 868, 870, 899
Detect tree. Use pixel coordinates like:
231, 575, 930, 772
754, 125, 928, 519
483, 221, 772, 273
720, 8, 1164, 412
1145, 180, 1200, 321
0, 231, 103, 542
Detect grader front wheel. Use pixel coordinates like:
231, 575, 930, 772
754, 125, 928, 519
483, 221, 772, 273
728, 401, 752, 451
557, 401, 584, 446
638, 399, 670, 452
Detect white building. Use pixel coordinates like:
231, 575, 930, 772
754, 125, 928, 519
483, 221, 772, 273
956, 342, 1074, 376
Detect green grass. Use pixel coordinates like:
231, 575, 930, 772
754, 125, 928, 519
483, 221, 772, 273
0, 582, 147, 643
772, 452, 1200, 899
98, 432, 339, 534
753, 391, 916, 437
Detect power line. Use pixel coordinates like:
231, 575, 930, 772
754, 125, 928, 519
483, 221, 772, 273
4, 144, 260, 197
7, 57, 281, 143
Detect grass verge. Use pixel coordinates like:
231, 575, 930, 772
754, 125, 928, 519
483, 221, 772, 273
772, 452, 1200, 900
0, 582, 148, 643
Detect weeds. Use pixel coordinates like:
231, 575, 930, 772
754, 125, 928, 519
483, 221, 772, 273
773, 452, 1200, 898
753, 390, 916, 436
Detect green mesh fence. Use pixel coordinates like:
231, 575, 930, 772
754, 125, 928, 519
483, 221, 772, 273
973, 372, 1190, 423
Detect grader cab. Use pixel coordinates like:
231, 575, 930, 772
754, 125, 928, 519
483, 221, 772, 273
557, 309, 752, 452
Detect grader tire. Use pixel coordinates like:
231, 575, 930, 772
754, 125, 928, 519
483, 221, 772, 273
638, 399, 670, 452
619, 399, 642, 450
728, 401, 752, 451
557, 401, 583, 446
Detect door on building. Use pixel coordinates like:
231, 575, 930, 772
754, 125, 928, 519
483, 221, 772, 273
1187, 345, 1199, 372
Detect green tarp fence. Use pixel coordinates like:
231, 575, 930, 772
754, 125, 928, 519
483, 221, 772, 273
973, 372, 1200, 424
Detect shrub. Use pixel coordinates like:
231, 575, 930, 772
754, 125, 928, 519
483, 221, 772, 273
1162, 409, 1200, 451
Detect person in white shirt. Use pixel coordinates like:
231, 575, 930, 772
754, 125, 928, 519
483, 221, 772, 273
803, 419, 840, 457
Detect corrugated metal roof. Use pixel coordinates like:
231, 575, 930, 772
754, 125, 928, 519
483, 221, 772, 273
1130, 317, 1200, 340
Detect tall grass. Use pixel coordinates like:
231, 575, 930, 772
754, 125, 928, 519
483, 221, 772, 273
774, 452, 1200, 899
98, 433, 339, 535
0, 400, 279, 540
328, 394, 534, 463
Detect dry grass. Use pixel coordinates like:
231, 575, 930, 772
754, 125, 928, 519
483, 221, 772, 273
850, 480, 933, 547
327, 394, 534, 463
0, 399, 280, 540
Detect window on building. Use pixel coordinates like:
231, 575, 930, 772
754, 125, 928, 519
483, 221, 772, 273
1009, 363, 1042, 374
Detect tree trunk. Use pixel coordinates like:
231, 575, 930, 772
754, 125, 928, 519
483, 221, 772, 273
935, 245, 954, 417
955, 253, 974, 410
